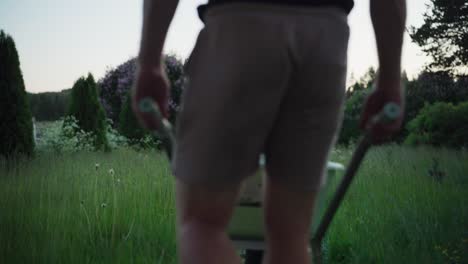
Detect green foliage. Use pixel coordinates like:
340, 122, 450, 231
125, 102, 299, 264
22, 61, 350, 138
119, 92, 146, 140
53, 116, 96, 152
345, 67, 376, 98
339, 69, 468, 145
32, 119, 163, 153
338, 68, 377, 144
98, 55, 185, 127
0, 30, 35, 157
68, 74, 109, 150
405, 71, 468, 121
118, 92, 162, 149
338, 89, 371, 145
35, 118, 129, 153
28, 89, 70, 121
405, 102, 468, 148
410, 0, 468, 73
106, 120, 129, 150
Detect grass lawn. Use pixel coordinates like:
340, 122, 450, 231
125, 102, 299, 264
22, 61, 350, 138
0, 146, 467, 263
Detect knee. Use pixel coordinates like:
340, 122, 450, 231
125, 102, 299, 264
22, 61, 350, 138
177, 219, 227, 244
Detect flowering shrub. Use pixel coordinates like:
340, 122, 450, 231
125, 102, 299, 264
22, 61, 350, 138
36, 117, 124, 152
98, 55, 185, 126
106, 119, 129, 149
47, 116, 95, 152
35, 118, 161, 152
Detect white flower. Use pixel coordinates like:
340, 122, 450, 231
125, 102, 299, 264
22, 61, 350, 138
109, 168, 115, 175
95, 163, 100, 170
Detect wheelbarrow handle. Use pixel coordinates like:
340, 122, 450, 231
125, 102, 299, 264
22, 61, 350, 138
138, 97, 175, 160
312, 102, 401, 261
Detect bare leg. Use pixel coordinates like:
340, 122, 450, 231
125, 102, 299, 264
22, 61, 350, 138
263, 178, 318, 264
175, 179, 242, 264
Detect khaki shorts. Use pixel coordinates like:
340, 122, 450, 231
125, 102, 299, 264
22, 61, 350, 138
172, 3, 349, 191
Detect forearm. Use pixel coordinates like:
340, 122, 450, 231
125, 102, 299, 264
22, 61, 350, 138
371, 0, 406, 83
138, 0, 179, 67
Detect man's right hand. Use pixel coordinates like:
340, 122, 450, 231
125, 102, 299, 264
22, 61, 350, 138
359, 75, 404, 143
131, 65, 170, 130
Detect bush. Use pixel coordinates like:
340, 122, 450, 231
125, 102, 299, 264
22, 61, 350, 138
68, 74, 109, 150
338, 89, 371, 145
35, 118, 129, 153
0, 30, 35, 157
405, 102, 468, 148
53, 116, 95, 152
119, 92, 162, 149
98, 55, 185, 126
119, 92, 146, 140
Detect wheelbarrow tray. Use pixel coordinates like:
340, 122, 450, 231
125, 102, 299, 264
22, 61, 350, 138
228, 161, 344, 249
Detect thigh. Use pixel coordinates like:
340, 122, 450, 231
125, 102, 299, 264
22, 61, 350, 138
265, 62, 347, 192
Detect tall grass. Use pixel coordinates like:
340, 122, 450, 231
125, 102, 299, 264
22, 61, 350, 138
0, 149, 176, 263
325, 145, 468, 263
0, 146, 467, 263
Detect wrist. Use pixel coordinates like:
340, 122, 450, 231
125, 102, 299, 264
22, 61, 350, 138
137, 60, 164, 72
137, 53, 164, 70
377, 66, 402, 81
374, 74, 403, 94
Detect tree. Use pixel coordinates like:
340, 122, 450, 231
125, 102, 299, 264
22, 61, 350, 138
345, 67, 376, 98
410, 0, 468, 74
68, 73, 108, 150
405, 101, 468, 148
28, 89, 70, 121
338, 89, 371, 145
98, 55, 185, 126
119, 92, 147, 140
0, 30, 35, 157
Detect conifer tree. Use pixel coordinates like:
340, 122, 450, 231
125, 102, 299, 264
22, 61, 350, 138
119, 92, 146, 141
68, 73, 108, 150
0, 30, 35, 157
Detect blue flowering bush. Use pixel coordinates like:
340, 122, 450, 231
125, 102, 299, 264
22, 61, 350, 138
98, 55, 185, 127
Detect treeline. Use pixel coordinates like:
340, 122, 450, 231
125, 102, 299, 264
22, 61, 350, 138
28, 89, 70, 121
340, 68, 468, 148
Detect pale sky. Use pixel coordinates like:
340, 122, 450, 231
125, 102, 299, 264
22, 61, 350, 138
0, 0, 430, 93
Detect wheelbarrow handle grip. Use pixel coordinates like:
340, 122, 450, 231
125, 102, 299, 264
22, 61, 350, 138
368, 102, 401, 128
138, 97, 175, 159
